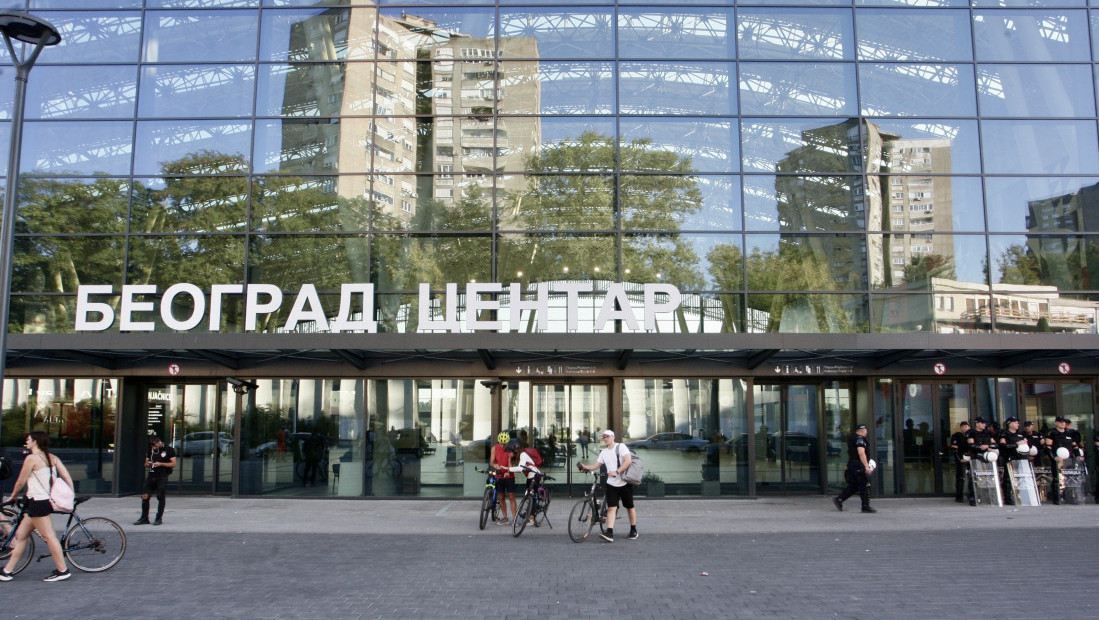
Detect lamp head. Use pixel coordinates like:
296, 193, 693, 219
0, 12, 61, 47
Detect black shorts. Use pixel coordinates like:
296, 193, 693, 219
496, 477, 516, 494
26, 498, 53, 518
606, 484, 635, 510
143, 475, 169, 496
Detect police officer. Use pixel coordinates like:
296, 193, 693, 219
135, 435, 176, 526
998, 417, 1027, 505
1023, 421, 1042, 462
832, 424, 875, 513
1043, 416, 1076, 505
966, 417, 996, 506
949, 421, 970, 503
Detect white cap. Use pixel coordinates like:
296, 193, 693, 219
602, 429, 614, 438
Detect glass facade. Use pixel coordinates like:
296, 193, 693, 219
1, 0, 1098, 500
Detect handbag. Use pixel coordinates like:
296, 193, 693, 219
48, 461, 75, 512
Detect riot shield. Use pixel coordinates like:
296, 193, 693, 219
1006, 459, 1040, 506
969, 459, 1003, 507
1060, 459, 1093, 505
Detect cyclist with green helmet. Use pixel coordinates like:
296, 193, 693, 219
489, 431, 518, 525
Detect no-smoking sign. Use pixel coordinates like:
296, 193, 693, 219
168, 363, 181, 376
1058, 362, 1071, 375
933, 362, 946, 375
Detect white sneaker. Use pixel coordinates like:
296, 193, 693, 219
43, 569, 70, 582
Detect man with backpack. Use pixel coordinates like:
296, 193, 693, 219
577, 429, 638, 543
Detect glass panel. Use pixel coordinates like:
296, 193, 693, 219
747, 293, 869, 333
249, 234, 365, 292
875, 176, 986, 233
502, 117, 616, 173
856, 9, 973, 61
499, 174, 614, 231
32, 0, 141, 7
898, 382, 934, 493
18, 177, 129, 234
38, 12, 143, 64
498, 234, 615, 287
873, 379, 897, 496
621, 174, 722, 231
621, 118, 737, 173
973, 10, 1091, 62
739, 62, 856, 116
21, 120, 133, 176
867, 119, 981, 175
824, 382, 854, 496
497, 7, 614, 60
148, 0, 258, 6
262, 8, 378, 62
869, 233, 989, 291
165, 384, 223, 493
981, 120, 1099, 175
621, 233, 706, 291
872, 293, 938, 333
746, 233, 868, 291
978, 64, 1096, 118
127, 235, 247, 291
139, 65, 256, 118
737, 9, 853, 60
15, 236, 125, 293
371, 234, 492, 291
133, 174, 248, 235
860, 64, 976, 117
257, 63, 368, 117
618, 9, 734, 60
754, 384, 821, 493
253, 176, 372, 232
134, 121, 252, 177
501, 61, 614, 115
26, 65, 137, 120
622, 379, 709, 495
984, 176, 1099, 232
989, 234, 1095, 292
254, 118, 369, 175
744, 175, 864, 233
0, 378, 117, 495
1062, 384, 1094, 488
741, 119, 861, 175
992, 288, 1096, 332
619, 62, 735, 115
143, 10, 260, 63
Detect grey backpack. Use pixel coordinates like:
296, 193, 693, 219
616, 444, 643, 486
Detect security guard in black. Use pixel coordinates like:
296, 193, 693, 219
136, 435, 176, 525
949, 422, 970, 502
833, 424, 874, 513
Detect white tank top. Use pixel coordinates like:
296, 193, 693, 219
25, 455, 55, 501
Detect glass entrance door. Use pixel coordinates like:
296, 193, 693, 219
897, 382, 971, 495
147, 383, 234, 494
505, 382, 609, 492
754, 384, 821, 493
1022, 380, 1094, 484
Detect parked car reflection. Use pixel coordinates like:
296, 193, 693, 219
172, 431, 233, 456
626, 432, 708, 452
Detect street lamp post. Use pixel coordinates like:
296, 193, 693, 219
0, 12, 60, 437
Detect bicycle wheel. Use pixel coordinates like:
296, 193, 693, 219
1, 508, 33, 575
596, 500, 608, 535
479, 487, 494, 530
512, 496, 532, 537
567, 499, 595, 543
534, 491, 551, 526
64, 517, 126, 572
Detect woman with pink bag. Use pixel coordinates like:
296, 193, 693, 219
1, 430, 74, 582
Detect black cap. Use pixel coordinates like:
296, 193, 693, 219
959, 421, 970, 427
973, 416, 987, 424
1005, 416, 1018, 424
855, 424, 868, 431
1023, 421, 1034, 427
1055, 416, 1066, 423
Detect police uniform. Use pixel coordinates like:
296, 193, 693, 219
949, 425, 969, 502
965, 419, 995, 506
998, 421, 1027, 505
1045, 422, 1075, 505
137, 439, 176, 524
833, 426, 874, 513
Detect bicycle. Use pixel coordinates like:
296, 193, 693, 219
567, 470, 608, 543
512, 466, 554, 537
1, 495, 126, 574
474, 467, 501, 530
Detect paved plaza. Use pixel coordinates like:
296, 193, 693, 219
3, 496, 1098, 619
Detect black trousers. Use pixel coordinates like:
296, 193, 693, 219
1049, 458, 1062, 504
837, 464, 870, 509
141, 475, 168, 518
954, 461, 967, 500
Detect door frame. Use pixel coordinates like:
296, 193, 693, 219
893, 380, 975, 496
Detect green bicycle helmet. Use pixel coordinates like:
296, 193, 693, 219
497, 431, 510, 444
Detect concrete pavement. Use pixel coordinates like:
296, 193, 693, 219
3, 496, 1098, 619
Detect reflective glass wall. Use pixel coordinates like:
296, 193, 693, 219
1, 0, 1098, 336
